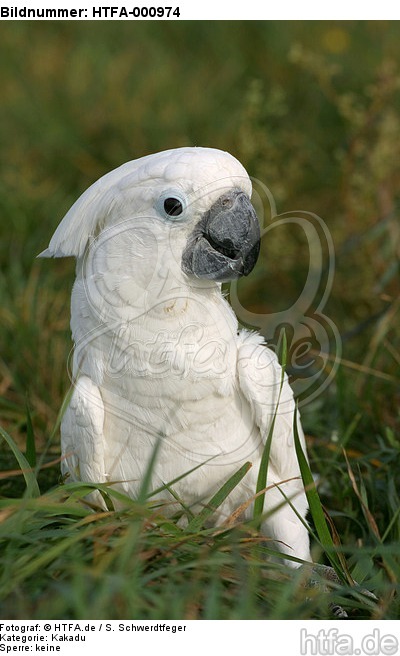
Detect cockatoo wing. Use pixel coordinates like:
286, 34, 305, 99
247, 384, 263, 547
236, 329, 306, 480
61, 376, 106, 485
236, 330, 311, 563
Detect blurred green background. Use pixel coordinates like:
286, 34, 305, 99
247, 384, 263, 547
0, 19, 399, 620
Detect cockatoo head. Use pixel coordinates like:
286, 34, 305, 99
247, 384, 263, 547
40, 147, 260, 286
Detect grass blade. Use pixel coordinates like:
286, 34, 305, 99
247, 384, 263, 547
253, 330, 287, 523
292, 407, 347, 580
187, 462, 252, 533
161, 482, 195, 521
149, 456, 217, 499
0, 425, 40, 498
25, 399, 37, 468
137, 436, 162, 503
344, 452, 381, 542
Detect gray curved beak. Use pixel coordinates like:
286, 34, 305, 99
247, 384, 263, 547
182, 189, 260, 282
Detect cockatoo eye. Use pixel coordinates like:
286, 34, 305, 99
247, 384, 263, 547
157, 190, 188, 222
164, 197, 183, 217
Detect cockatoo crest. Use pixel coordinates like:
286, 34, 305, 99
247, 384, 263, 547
40, 147, 253, 260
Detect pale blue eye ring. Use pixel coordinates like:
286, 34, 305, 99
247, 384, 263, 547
157, 190, 188, 221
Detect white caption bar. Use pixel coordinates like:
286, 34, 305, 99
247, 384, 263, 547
0, 621, 400, 656
0, 0, 399, 19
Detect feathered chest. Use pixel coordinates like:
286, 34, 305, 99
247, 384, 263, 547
71, 277, 242, 431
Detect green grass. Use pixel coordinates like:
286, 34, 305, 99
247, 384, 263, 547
0, 424, 389, 620
1, 21, 399, 619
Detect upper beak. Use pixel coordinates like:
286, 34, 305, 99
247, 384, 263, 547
182, 189, 261, 282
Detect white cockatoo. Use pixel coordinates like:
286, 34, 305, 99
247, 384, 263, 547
40, 147, 311, 565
